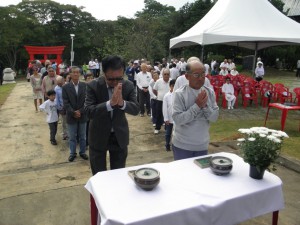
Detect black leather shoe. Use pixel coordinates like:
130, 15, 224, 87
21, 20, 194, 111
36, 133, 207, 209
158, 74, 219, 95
68, 154, 76, 162
51, 140, 57, 145
80, 153, 89, 160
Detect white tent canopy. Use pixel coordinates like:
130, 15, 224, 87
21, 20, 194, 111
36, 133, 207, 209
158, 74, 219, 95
169, 0, 300, 50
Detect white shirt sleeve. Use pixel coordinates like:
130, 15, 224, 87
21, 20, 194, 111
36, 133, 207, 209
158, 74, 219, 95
163, 94, 169, 121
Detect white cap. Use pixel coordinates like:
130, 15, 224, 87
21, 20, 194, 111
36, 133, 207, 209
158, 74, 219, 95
134, 60, 139, 64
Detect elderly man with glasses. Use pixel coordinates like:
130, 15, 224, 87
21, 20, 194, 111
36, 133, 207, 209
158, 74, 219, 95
172, 60, 219, 160
84, 55, 139, 174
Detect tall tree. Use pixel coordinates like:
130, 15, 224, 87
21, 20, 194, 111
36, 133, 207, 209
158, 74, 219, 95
0, 6, 36, 69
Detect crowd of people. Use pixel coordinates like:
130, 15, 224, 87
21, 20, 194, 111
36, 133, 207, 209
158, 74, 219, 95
29, 55, 280, 175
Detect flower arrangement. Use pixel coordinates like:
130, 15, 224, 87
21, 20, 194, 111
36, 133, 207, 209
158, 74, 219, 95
237, 127, 288, 171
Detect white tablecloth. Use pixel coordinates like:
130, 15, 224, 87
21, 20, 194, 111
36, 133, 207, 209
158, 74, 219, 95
85, 152, 284, 225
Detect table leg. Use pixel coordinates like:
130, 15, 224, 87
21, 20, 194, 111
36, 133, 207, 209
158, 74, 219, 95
90, 195, 98, 225
281, 109, 288, 131
272, 210, 279, 225
264, 106, 271, 127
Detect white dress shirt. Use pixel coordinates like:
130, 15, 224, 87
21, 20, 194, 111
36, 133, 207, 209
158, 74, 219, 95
136, 71, 152, 90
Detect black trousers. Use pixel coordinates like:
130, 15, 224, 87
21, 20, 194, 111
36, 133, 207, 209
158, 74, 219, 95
155, 100, 164, 130
139, 89, 150, 114
95, 69, 100, 78
151, 99, 157, 124
48, 122, 58, 141
89, 133, 128, 175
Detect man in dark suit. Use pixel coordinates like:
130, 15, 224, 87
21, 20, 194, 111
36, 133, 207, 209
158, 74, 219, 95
62, 66, 89, 162
85, 55, 139, 175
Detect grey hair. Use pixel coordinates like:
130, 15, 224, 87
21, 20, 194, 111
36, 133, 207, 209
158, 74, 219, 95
71, 66, 80, 72
186, 58, 204, 74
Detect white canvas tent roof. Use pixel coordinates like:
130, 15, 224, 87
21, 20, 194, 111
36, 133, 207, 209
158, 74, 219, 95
169, 0, 300, 50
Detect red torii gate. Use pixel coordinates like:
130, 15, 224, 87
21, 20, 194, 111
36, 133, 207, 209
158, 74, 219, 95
24, 45, 66, 73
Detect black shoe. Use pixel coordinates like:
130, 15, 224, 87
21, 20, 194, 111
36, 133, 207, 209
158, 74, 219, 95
165, 145, 171, 152
80, 153, 89, 160
68, 154, 76, 162
51, 140, 57, 145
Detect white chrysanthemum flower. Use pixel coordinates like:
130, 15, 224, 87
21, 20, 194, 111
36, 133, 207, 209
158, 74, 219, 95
259, 134, 266, 138
272, 133, 282, 138
273, 138, 281, 143
258, 130, 268, 135
248, 137, 256, 141
267, 135, 276, 140
269, 129, 277, 133
237, 143, 240, 146
238, 128, 251, 134
237, 138, 245, 142
277, 131, 289, 138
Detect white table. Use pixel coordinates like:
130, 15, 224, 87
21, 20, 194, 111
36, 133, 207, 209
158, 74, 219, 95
85, 152, 284, 225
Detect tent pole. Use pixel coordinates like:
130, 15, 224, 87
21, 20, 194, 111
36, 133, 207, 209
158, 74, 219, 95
252, 42, 258, 77
168, 48, 171, 62
201, 45, 204, 62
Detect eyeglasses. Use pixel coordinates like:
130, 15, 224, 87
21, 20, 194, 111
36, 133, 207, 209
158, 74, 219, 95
164, 73, 170, 75
107, 77, 123, 81
188, 72, 205, 78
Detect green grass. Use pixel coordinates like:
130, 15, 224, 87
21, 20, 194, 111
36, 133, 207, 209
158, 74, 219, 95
210, 67, 300, 161
0, 83, 16, 107
210, 119, 300, 160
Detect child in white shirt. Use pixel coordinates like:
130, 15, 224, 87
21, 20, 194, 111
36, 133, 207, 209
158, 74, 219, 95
39, 90, 58, 145
162, 79, 175, 151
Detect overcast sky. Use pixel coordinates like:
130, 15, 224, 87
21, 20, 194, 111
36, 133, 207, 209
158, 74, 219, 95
0, 0, 195, 20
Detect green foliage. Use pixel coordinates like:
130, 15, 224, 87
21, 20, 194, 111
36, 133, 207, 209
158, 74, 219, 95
207, 54, 224, 62
269, 0, 285, 13
0, 0, 97, 68
0, 0, 299, 71
235, 64, 243, 72
263, 46, 300, 69
135, 0, 175, 19
0, 6, 34, 69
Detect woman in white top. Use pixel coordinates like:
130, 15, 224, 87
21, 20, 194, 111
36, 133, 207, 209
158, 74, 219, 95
222, 77, 236, 109
255, 62, 265, 82
219, 66, 229, 76
30, 66, 43, 112
230, 67, 239, 76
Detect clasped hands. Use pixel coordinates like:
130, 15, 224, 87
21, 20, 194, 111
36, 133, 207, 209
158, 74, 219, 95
74, 110, 81, 118
110, 83, 124, 108
195, 89, 208, 108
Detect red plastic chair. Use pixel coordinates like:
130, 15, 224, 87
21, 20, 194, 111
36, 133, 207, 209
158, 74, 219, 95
212, 79, 224, 102
241, 86, 258, 108
222, 91, 238, 108
276, 86, 293, 104
237, 74, 247, 82
231, 77, 242, 95
273, 83, 285, 89
260, 82, 275, 107
293, 87, 300, 106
